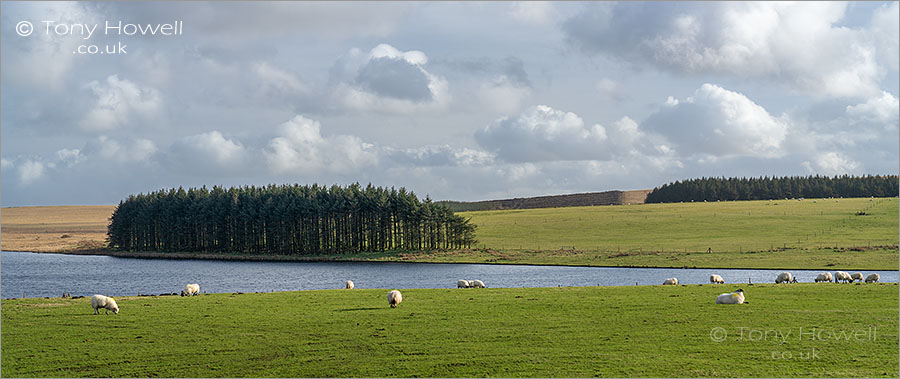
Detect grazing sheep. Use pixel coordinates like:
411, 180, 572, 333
865, 273, 880, 283
715, 289, 745, 304
346, 280, 354, 290
387, 290, 402, 308
457, 280, 470, 288
775, 272, 793, 284
662, 278, 678, 285
91, 294, 119, 315
850, 272, 864, 283
709, 274, 725, 284
471, 280, 486, 288
815, 272, 834, 283
181, 283, 200, 297
834, 271, 853, 283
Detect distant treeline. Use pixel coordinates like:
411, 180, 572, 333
108, 184, 477, 255
645, 175, 899, 203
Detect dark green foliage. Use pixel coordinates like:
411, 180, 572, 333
107, 183, 477, 254
646, 175, 899, 203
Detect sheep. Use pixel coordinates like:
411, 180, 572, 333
181, 283, 200, 297
865, 273, 880, 283
850, 272, 864, 283
709, 274, 725, 284
834, 271, 853, 283
457, 280, 470, 288
662, 278, 678, 285
346, 280, 354, 290
471, 280, 486, 288
775, 272, 793, 284
815, 272, 833, 283
387, 290, 402, 308
715, 289, 745, 304
91, 294, 119, 315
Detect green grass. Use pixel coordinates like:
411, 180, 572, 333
2, 284, 897, 377
428, 197, 898, 270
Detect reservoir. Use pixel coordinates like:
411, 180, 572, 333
2, 250, 897, 298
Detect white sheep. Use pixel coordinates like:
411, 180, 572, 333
91, 294, 119, 315
471, 280, 485, 288
775, 272, 793, 284
834, 271, 853, 283
388, 290, 402, 308
181, 283, 200, 296
346, 280, 354, 290
865, 273, 880, 283
715, 289, 745, 304
709, 274, 724, 284
457, 280, 470, 288
815, 272, 834, 283
850, 272, 864, 283
662, 278, 678, 285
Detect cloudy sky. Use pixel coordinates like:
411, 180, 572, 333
2, 1, 898, 206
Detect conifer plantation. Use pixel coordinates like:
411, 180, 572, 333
107, 183, 477, 255
646, 175, 899, 203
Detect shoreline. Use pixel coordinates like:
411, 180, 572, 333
5, 248, 898, 272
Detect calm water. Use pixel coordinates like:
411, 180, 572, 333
2, 251, 897, 298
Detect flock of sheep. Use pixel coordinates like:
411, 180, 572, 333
90, 269, 882, 314
657, 271, 883, 306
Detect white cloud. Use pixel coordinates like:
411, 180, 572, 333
264, 115, 377, 174
178, 131, 247, 167
80, 75, 163, 131
476, 105, 614, 162
564, 2, 895, 98
56, 148, 84, 167
84, 136, 158, 163
331, 44, 450, 113
1, 158, 14, 171
18, 159, 45, 184
846, 91, 899, 124
643, 84, 789, 158
387, 144, 495, 167
803, 152, 862, 176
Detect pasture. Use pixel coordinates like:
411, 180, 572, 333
1, 284, 897, 377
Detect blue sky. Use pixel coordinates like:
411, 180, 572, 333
2, 1, 898, 206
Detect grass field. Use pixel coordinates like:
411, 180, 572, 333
2, 198, 897, 270
2, 284, 897, 377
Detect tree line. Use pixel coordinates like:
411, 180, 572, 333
107, 183, 477, 255
645, 175, 899, 203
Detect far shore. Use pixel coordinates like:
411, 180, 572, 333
6, 248, 897, 272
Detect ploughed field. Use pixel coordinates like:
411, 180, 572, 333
1, 284, 897, 377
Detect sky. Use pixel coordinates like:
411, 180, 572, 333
1, 1, 898, 206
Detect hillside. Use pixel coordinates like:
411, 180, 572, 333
440, 189, 651, 212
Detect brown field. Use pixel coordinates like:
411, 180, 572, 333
1, 206, 115, 252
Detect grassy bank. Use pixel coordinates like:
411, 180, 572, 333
2, 284, 897, 377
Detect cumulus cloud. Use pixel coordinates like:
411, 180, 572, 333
845, 91, 899, 124
56, 148, 85, 167
264, 115, 377, 174
18, 159, 46, 184
168, 131, 248, 173
643, 83, 789, 158
80, 75, 163, 131
386, 144, 495, 167
477, 75, 532, 114
331, 44, 449, 113
563, 2, 896, 98
476, 105, 612, 162
803, 152, 862, 176
83, 136, 158, 163
252, 62, 308, 97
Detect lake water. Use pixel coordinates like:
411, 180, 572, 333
2, 251, 897, 298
